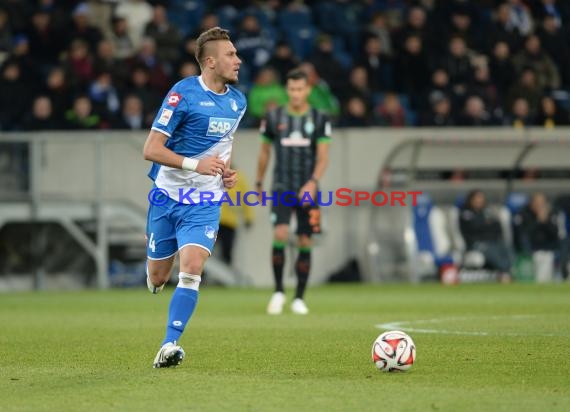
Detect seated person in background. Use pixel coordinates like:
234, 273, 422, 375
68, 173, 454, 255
459, 189, 512, 275
514, 192, 568, 279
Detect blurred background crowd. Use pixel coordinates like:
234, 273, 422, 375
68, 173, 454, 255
1, 0, 570, 131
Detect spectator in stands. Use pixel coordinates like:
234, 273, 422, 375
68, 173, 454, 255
247, 66, 287, 122
88, 70, 121, 120
114, 0, 153, 50
514, 191, 568, 279
126, 65, 162, 124
63, 38, 94, 90
395, 34, 430, 109
506, 97, 532, 128
0, 59, 30, 131
507, 67, 543, 118
144, 4, 182, 64
489, 41, 516, 107
536, 13, 570, 87
176, 35, 198, 68
459, 189, 512, 276
109, 16, 136, 61
9, 33, 38, 85
356, 34, 393, 93
341, 65, 373, 112
233, 14, 274, 79
506, 0, 534, 37
421, 68, 456, 113
309, 34, 348, 98
0, 8, 12, 58
93, 39, 129, 88
466, 64, 500, 117
64, 95, 103, 130
515, 192, 561, 254
127, 37, 170, 94
420, 91, 455, 127
457, 95, 495, 126
112, 94, 147, 130
443, 5, 484, 53
373, 92, 407, 127
176, 60, 199, 81
366, 12, 393, 57
298, 62, 340, 117
440, 35, 474, 98
534, 95, 570, 127
42, 66, 73, 123
488, 3, 524, 54
27, 8, 64, 69
266, 40, 298, 83
23, 95, 61, 130
530, 0, 568, 27
66, 3, 103, 53
392, 6, 433, 54
512, 34, 560, 91
339, 96, 371, 128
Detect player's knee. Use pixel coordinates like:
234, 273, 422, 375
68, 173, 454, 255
180, 261, 205, 276
274, 226, 289, 242
298, 235, 312, 248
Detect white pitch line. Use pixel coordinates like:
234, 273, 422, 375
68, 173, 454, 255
376, 315, 570, 337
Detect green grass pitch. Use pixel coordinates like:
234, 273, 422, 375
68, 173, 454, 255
1, 283, 569, 411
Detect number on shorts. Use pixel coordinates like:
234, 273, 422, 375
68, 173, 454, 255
148, 233, 156, 253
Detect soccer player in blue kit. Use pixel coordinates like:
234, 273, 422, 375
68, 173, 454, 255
142, 27, 246, 368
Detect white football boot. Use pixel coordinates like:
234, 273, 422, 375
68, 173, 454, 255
291, 298, 309, 315
147, 276, 165, 294
153, 342, 185, 368
266, 291, 286, 315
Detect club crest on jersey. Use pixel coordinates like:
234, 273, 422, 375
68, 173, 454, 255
207, 117, 237, 137
167, 92, 182, 107
230, 98, 238, 112
304, 120, 315, 134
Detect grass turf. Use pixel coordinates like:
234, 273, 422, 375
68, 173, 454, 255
1, 283, 569, 411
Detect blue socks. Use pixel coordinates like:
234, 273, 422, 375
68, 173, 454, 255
162, 272, 201, 346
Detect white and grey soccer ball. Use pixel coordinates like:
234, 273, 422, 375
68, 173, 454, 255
372, 330, 416, 372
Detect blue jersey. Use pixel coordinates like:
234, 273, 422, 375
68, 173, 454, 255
149, 76, 247, 203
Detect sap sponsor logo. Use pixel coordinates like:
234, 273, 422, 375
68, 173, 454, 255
199, 101, 215, 107
206, 117, 236, 137
280, 131, 310, 147
167, 92, 182, 107
157, 108, 173, 126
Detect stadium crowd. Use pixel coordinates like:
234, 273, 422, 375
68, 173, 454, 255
1, 0, 570, 131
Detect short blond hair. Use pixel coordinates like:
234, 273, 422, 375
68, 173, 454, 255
195, 27, 231, 67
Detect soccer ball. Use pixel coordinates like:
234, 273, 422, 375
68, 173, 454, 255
372, 330, 416, 372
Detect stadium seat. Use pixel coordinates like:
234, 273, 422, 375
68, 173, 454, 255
217, 6, 239, 34
331, 36, 353, 70
283, 26, 318, 60
277, 7, 313, 29
167, 0, 206, 37
505, 192, 529, 215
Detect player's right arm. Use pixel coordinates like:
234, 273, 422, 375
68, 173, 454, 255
143, 130, 225, 176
